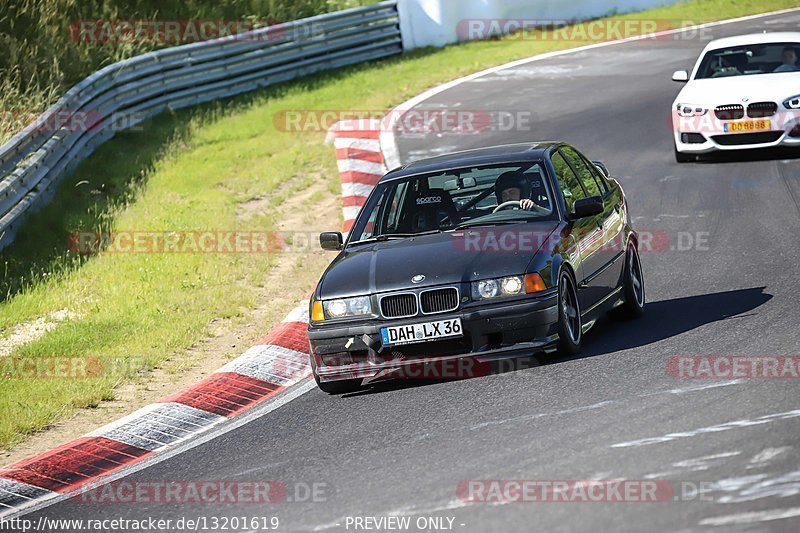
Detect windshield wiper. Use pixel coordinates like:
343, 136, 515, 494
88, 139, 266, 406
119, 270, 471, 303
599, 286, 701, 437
348, 235, 405, 246
349, 229, 442, 246
454, 220, 523, 231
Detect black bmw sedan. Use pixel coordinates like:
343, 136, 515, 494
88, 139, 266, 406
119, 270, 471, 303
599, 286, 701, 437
308, 142, 645, 393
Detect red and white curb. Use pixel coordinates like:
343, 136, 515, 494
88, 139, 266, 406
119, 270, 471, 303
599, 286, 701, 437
0, 303, 311, 516
327, 118, 387, 233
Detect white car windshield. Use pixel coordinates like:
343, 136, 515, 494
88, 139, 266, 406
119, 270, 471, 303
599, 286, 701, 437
696, 42, 800, 78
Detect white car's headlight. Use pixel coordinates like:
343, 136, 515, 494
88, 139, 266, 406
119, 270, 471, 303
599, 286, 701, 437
784, 95, 800, 109
471, 274, 546, 301
676, 103, 708, 117
321, 296, 372, 319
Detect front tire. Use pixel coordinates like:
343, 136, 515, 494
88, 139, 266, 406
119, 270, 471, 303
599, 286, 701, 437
620, 244, 645, 318
557, 269, 582, 355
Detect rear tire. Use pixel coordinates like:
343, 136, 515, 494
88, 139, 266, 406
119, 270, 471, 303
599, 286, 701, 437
557, 269, 582, 355
620, 244, 645, 318
674, 144, 693, 163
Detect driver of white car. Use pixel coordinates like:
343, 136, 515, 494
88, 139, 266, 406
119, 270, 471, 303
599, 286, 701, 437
774, 46, 799, 73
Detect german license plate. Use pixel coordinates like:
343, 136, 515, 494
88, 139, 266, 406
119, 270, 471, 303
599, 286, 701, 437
380, 318, 463, 347
724, 120, 770, 133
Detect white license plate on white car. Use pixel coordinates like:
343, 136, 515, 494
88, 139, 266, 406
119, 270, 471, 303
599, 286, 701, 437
380, 318, 463, 347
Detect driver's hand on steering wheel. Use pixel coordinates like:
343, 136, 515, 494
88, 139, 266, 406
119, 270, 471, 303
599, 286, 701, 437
519, 199, 536, 211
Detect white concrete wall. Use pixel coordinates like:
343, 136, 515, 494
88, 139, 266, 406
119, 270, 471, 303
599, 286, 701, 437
398, 0, 681, 50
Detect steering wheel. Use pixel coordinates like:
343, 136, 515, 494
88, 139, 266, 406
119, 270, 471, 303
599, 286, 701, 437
493, 201, 521, 213
493, 200, 551, 215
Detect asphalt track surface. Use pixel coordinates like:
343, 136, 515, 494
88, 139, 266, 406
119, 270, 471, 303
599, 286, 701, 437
18, 10, 800, 533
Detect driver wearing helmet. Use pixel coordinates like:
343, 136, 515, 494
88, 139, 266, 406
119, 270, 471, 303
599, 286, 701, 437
495, 171, 536, 211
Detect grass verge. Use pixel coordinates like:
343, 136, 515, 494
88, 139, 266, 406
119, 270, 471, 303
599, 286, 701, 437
0, 0, 797, 450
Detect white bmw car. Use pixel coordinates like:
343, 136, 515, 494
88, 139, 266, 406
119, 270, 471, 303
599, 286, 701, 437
671, 32, 800, 162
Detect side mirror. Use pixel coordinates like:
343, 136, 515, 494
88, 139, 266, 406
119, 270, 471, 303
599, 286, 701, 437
320, 232, 343, 251
592, 161, 610, 178
572, 196, 604, 219
672, 70, 689, 82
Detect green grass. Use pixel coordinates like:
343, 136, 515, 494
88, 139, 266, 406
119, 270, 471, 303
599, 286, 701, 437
1, 0, 798, 449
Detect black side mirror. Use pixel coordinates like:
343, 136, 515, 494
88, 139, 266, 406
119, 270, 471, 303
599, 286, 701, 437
572, 196, 604, 219
320, 232, 343, 251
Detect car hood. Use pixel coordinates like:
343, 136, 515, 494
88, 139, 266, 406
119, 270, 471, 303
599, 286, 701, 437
318, 221, 559, 299
674, 73, 800, 107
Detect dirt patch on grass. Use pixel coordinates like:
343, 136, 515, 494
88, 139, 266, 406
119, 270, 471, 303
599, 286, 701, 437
1, 173, 340, 466
0, 309, 78, 357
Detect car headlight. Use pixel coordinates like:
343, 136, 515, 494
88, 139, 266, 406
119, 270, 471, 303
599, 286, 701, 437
316, 296, 372, 320
471, 274, 547, 301
676, 103, 708, 117
784, 95, 800, 109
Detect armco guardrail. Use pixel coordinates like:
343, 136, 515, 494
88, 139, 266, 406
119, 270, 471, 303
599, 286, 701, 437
0, 1, 401, 250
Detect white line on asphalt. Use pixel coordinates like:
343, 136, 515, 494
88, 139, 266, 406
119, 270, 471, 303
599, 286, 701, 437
700, 506, 800, 526
747, 446, 792, 468
611, 409, 800, 448
643, 379, 743, 396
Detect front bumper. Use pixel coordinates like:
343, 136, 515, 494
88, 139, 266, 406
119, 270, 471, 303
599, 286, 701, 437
308, 292, 559, 383
673, 114, 800, 154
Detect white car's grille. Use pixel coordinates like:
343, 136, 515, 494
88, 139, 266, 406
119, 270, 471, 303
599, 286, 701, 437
746, 102, 778, 118
715, 104, 744, 120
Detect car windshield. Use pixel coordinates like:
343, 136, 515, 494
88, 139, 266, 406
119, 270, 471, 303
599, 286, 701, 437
348, 162, 557, 244
695, 42, 800, 78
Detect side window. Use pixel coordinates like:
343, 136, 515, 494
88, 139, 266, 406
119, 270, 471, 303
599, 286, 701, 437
594, 166, 611, 194
551, 152, 586, 212
360, 194, 385, 240
384, 181, 408, 231
560, 147, 604, 198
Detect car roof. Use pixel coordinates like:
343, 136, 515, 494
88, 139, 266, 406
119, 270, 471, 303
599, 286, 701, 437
381, 142, 560, 182
703, 32, 800, 50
